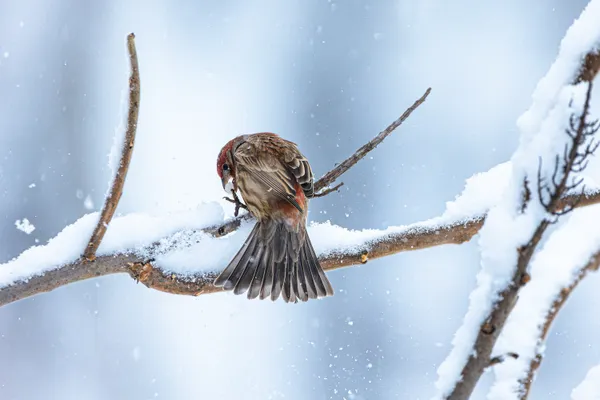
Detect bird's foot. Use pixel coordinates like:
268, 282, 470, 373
223, 190, 248, 217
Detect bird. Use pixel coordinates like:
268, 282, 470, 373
213, 132, 334, 303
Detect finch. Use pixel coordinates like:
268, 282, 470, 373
214, 132, 334, 303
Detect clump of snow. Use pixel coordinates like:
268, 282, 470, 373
488, 205, 600, 399
0, 202, 224, 289
28, 183, 36, 188
15, 218, 35, 235
442, 162, 512, 221
154, 222, 254, 276
96, 202, 224, 256
2, 213, 97, 288
572, 363, 600, 400
433, 0, 600, 396
309, 221, 390, 255
517, 0, 600, 144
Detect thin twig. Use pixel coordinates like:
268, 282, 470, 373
83, 33, 140, 261
312, 87, 431, 193
312, 182, 344, 198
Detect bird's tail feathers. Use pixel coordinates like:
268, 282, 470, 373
214, 219, 333, 302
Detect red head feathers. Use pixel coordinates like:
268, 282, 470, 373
216, 139, 235, 179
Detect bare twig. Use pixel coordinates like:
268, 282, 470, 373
518, 251, 600, 399
312, 87, 431, 193
83, 33, 140, 261
537, 82, 597, 218
311, 182, 344, 198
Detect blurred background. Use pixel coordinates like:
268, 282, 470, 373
0, 0, 598, 399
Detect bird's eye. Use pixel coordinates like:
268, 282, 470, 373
223, 163, 229, 171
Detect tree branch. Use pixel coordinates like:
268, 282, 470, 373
3, 187, 600, 307
443, 46, 600, 399
312, 87, 431, 194
519, 251, 600, 399
83, 33, 140, 261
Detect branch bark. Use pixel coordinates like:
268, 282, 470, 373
312, 87, 431, 194
83, 33, 140, 261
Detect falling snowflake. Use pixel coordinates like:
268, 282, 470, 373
15, 218, 35, 234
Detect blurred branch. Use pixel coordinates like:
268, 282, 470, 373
83, 33, 140, 261
517, 250, 600, 399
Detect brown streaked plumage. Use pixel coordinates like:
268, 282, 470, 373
214, 132, 334, 302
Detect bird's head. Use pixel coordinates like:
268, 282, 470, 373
217, 135, 249, 193
216, 139, 236, 193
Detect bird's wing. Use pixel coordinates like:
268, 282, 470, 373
282, 148, 314, 198
234, 139, 304, 213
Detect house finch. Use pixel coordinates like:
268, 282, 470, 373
214, 132, 334, 302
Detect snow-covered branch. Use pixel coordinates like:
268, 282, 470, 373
434, 1, 600, 398
488, 206, 600, 400
2, 164, 599, 308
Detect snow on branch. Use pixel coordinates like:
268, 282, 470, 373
488, 207, 600, 400
434, 0, 600, 398
572, 362, 600, 400
2, 164, 599, 308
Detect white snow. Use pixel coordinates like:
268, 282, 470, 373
488, 205, 600, 399
15, 218, 35, 235
572, 363, 600, 400
28, 183, 36, 188
442, 162, 511, 221
0, 202, 224, 289
107, 88, 129, 175
433, 1, 600, 397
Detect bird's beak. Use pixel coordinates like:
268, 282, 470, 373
222, 176, 234, 193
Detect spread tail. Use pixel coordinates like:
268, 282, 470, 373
214, 220, 334, 302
